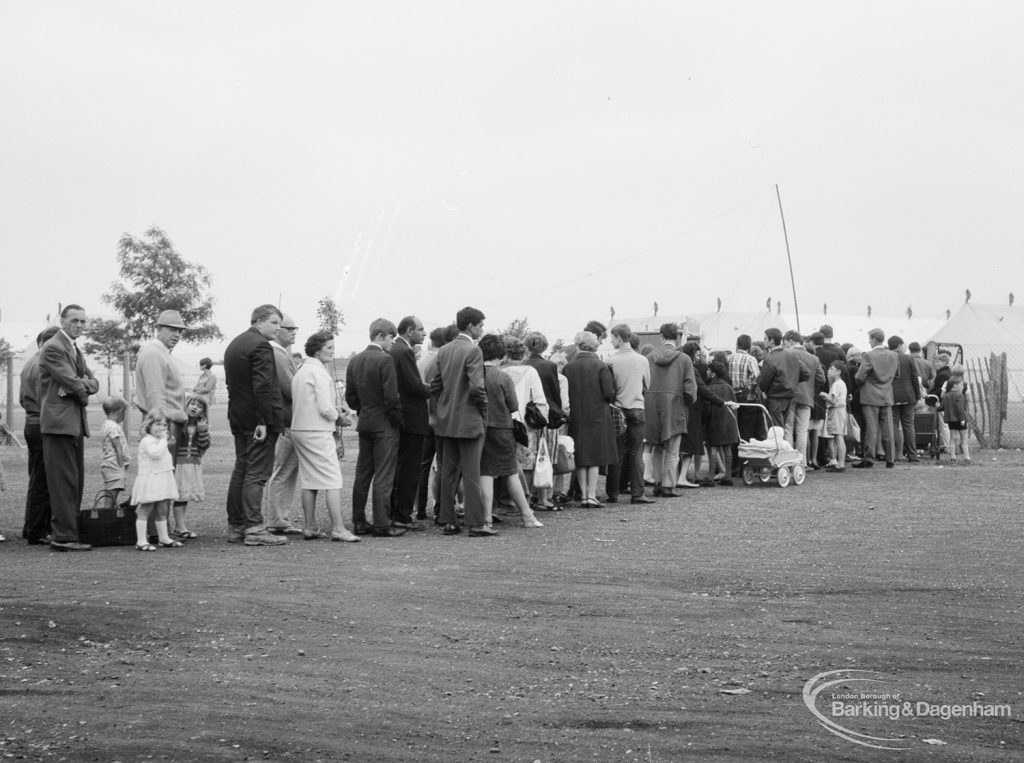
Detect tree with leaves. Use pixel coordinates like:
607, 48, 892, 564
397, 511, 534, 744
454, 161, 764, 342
103, 226, 222, 353
316, 296, 345, 335
81, 318, 130, 394
504, 317, 530, 339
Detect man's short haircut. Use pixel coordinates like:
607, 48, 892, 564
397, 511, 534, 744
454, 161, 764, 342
573, 331, 599, 352
523, 331, 549, 355
37, 326, 60, 346
502, 334, 528, 361
610, 324, 632, 343
628, 334, 640, 350
199, 357, 213, 369
639, 343, 654, 357
659, 322, 679, 341
478, 334, 507, 362
735, 334, 752, 351
908, 341, 921, 352
250, 304, 282, 324
829, 360, 848, 374
456, 306, 485, 331
681, 340, 701, 360
764, 328, 782, 346
60, 304, 84, 319
429, 327, 447, 348
584, 320, 607, 340
809, 331, 825, 346
887, 335, 904, 350
396, 316, 418, 335
102, 396, 128, 416
783, 330, 803, 344
304, 330, 334, 357
369, 318, 397, 340
868, 328, 885, 344
819, 324, 834, 339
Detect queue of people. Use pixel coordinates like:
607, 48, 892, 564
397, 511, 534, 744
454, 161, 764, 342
3, 302, 968, 550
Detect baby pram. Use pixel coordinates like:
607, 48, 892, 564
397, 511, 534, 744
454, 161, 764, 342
736, 403, 806, 487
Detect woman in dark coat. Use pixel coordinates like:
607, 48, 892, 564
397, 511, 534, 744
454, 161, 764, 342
562, 331, 617, 507
679, 341, 726, 487
521, 331, 564, 509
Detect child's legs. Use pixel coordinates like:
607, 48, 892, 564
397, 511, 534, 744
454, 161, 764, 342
135, 503, 154, 545
959, 431, 970, 460
171, 501, 188, 531
149, 500, 173, 542
835, 434, 846, 466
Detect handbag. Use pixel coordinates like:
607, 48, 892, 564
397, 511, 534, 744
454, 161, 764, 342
609, 405, 627, 436
524, 401, 548, 429
546, 408, 567, 430
533, 436, 554, 489
553, 434, 576, 475
512, 418, 529, 447
846, 412, 861, 443
77, 489, 137, 547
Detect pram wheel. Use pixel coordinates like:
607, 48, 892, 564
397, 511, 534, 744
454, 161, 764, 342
741, 465, 756, 486
791, 464, 806, 485
777, 466, 792, 487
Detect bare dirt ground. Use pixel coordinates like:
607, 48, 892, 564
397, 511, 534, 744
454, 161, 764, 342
1, 424, 1022, 762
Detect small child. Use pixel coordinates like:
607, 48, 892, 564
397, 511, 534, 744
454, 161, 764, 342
100, 398, 131, 506
940, 379, 971, 465
706, 361, 739, 485
130, 413, 182, 551
820, 361, 848, 471
170, 395, 211, 539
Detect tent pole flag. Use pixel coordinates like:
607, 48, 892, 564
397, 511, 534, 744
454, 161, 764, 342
776, 184, 801, 334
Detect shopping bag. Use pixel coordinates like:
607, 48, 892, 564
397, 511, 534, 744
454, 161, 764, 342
846, 413, 861, 443
78, 490, 137, 547
533, 436, 554, 489
553, 434, 576, 475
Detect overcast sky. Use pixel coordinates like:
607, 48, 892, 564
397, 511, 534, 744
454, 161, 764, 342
2, 1, 1022, 353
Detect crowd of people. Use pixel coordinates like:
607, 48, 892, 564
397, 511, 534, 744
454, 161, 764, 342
1, 302, 969, 549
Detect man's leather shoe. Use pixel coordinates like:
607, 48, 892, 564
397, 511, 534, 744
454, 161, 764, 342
27, 536, 52, 546
885, 461, 895, 468
631, 496, 656, 504
651, 485, 663, 497
372, 527, 406, 537
660, 489, 679, 498
50, 540, 91, 552
852, 461, 873, 469
442, 523, 461, 535
468, 526, 498, 537
391, 521, 425, 531
603, 496, 619, 504
353, 523, 374, 535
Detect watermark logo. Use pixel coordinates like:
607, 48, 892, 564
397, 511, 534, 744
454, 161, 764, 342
802, 669, 1011, 750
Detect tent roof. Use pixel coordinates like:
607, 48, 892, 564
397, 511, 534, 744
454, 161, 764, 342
928, 303, 1024, 347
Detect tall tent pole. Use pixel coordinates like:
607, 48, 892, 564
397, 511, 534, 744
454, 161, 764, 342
776, 184, 801, 334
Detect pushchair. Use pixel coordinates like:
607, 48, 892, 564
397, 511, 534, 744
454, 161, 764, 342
736, 403, 806, 487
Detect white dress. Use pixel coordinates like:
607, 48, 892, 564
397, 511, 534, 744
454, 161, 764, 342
131, 434, 180, 504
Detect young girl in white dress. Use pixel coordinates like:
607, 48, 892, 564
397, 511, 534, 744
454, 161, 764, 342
131, 413, 182, 551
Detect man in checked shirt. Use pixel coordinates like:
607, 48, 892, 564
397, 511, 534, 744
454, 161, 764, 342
727, 334, 762, 476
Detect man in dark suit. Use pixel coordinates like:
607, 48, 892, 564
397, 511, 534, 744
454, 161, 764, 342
39, 305, 100, 551
854, 328, 899, 468
389, 315, 429, 530
430, 306, 492, 537
888, 335, 922, 462
21, 325, 61, 545
224, 304, 287, 546
346, 318, 405, 537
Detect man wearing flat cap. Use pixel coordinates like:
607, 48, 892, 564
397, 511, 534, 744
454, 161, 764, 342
135, 309, 189, 427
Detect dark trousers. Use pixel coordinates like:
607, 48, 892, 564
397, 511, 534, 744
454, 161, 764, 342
227, 431, 278, 530
891, 403, 918, 460
439, 435, 484, 527
606, 410, 646, 499
23, 421, 51, 541
731, 404, 765, 474
415, 431, 438, 518
42, 433, 84, 543
391, 429, 425, 524
352, 426, 400, 530
765, 397, 792, 429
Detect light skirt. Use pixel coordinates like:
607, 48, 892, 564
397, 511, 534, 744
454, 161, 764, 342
291, 430, 344, 490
